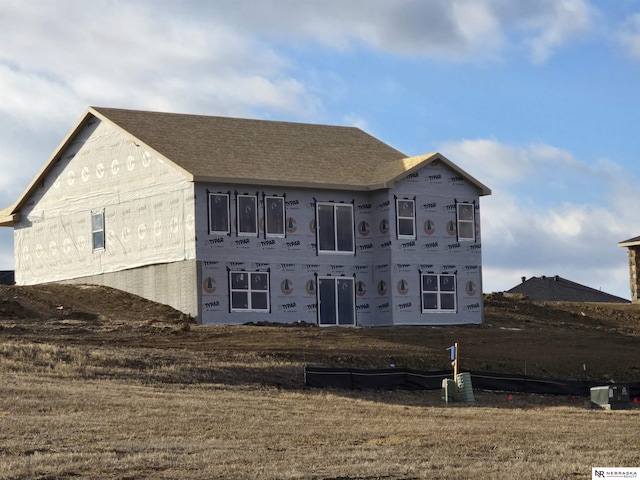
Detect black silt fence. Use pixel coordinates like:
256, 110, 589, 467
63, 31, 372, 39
304, 367, 640, 398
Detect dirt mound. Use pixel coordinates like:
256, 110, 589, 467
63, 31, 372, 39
0, 283, 186, 323
1, 284, 639, 382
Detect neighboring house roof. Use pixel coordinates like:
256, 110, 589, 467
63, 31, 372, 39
506, 275, 630, 303
619, 235, 640, 248
1, 107, 491, 226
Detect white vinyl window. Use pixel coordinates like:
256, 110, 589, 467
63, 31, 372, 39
229, 271, 270, 312
265, 196, 285, 237
237, 194, 258, 236
421, 273, 457, 312
316, 202, 354, 254
91, 211, 105, 251
396, 198, 416, 239
209, 193, 230, 235
317, 276, 356, 326
457, 202, 475, 241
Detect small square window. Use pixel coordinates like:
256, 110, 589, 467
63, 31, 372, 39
421, 273, 457, 312
230, 271, 270, 312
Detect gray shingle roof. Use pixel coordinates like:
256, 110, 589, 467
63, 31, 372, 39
506, 275, 630, 303
92, 107, 412, 189
1, 107, 491, 227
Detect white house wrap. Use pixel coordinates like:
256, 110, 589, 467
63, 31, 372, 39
1, 107, 491, 326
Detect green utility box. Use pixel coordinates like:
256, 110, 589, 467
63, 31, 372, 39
442, 378, 456, 403
456, 372, 476, 404
590, 385, 631, 410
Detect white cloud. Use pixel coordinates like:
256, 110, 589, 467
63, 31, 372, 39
618, 13, 640, 59
0, 1, 319, 123
439, 139, 581, 187
515, 0, 595, 63
179, 0, 594, 62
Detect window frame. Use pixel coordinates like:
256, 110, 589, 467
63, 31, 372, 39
317, 276, 356, 326
396, 198, 416, 239
421, 273, 457, 313
264, 195, 286, 238
316, 202, 355, 255
229, 270, 270, 312
456, 202, 475, 242
236, 194, 258, 237
208, 193, 230, 235
91, 210, 105, 251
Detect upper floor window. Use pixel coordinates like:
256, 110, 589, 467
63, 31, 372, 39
208, 193, 230, 235
91, 211, 105, 251
229, 271, 270, 312
237, 194, 258, 236
264, 196, 285, 237
316, 202, 354, 254
457, 202, 475, 241
421, 273, 457, 312
396, 198, 416, 239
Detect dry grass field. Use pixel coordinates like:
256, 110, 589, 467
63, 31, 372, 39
1, 284, 639, 479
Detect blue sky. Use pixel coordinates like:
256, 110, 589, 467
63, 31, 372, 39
1, 0, 639, 298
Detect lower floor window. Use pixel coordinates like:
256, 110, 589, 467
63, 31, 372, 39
230, 271, 270, 312
421, 273, 457, 312
317, 276, 355, 326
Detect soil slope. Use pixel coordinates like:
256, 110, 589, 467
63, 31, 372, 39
1, 284, 638, 382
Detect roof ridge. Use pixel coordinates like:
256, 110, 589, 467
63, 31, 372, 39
91, 106, 365, 131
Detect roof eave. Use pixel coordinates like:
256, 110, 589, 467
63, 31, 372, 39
8, 108, 98, 218
192, 176, 376, 191
379, 152, 492, 196
8, 108, 197, 217
436, 153, 492, 196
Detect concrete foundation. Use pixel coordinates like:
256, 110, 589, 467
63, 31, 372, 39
62, 260, 199, 318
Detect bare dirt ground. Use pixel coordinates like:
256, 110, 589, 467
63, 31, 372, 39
1, 283, 638, 383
